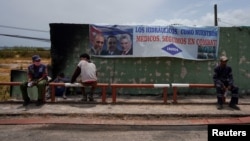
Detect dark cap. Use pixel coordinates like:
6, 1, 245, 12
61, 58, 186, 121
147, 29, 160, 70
79, 53, 90, 60
58, 72, 65, 77
32, 55, 41, 61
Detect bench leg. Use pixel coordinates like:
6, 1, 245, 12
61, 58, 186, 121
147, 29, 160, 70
51, 85, 55, 102
42, 87, 46, 103
173, 87, 178, 104
163, 87, 167, 104
112, 87, 116, 103
101, 86, 106, 104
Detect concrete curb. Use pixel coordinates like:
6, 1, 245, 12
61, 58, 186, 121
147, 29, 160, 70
1, 95, 250, 126
0, 115, 250, 126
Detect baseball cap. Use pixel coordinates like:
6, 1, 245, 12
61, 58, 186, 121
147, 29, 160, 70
32, 55, 41, 61
220, 56, 228, 62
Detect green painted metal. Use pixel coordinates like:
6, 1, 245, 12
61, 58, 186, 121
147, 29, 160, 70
50, 24, 250, 95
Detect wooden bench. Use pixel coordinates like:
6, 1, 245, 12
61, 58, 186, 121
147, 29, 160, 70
49, 82, 109, 103
171, 83, 215, 103
110, 83, 170, 103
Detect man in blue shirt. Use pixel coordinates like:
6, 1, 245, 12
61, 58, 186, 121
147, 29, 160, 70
20, 55, 48, 106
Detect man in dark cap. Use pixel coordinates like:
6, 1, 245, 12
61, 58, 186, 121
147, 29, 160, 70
71, 53, 97, 101
213, 55, 240, 110
20, 55, 48, 106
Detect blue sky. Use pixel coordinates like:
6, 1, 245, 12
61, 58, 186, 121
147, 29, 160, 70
0, 0, 249, 47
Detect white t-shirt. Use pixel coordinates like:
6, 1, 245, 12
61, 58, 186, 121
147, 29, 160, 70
77, 60, 97, 82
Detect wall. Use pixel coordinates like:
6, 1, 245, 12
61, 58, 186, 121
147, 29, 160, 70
50, 24, 250, 95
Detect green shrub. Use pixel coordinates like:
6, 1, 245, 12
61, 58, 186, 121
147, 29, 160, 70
0, 47, 50, 59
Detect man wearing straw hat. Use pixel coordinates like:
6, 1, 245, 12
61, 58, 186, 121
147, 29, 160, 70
213, 55, 240, 110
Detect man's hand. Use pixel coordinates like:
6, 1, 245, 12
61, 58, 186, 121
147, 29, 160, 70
28, 81, 36, 87
223, 87, 229, 97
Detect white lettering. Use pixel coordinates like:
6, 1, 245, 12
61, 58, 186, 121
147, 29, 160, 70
212, 129, 219, 136
212, 129, 247, 136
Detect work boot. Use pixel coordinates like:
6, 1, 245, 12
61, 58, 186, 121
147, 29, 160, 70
81, 94, 87, 101
81, 97, 87, 102
229, 104, 240, 110
217, 104, 223, 110
217, 97, 223, 105
88, 95, 94, 102
23, 97, 30, 106
36, 99, 44, 106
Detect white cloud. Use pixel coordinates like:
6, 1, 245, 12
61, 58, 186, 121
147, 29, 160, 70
217, 9, 250, 26
0, 0, 250, 46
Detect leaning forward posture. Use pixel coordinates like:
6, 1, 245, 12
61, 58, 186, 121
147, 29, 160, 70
213, 56, 239, 110
20, 55, 48, 106
71, 53, 97, 101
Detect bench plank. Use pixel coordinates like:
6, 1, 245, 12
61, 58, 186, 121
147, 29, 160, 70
172, 83, 215, 103
110, 83, 170, 104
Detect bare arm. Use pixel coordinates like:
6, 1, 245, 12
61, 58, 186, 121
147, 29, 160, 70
71, 67, 81, 83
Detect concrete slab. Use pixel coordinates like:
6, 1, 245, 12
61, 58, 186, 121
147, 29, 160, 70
0, 95, 249, 125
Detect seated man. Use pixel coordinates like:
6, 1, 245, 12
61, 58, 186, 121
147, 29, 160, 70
53, 72, 70, 99
71, 53, 97, 101
213, 55, 240, 110
20, 55, 48, 106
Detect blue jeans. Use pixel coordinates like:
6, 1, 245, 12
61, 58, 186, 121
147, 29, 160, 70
55, 87, 66, 96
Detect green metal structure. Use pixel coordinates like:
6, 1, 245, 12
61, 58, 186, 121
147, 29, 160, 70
50, 24, 250, 96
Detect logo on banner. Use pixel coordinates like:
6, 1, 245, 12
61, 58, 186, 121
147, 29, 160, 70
162, 43, 182, 55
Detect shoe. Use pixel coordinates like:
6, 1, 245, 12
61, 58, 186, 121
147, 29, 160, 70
217, 104, 223, 110
36, 99, 44, 106
229, 104, 240, 110
46, 94, 51, 100
88, 96, 94, 102
63, 96, 67, 99
46, 96, 51, 100
81, 97, 87, 101
23, 98, 30, 106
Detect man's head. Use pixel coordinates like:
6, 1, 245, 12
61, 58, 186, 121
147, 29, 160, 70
220, 56, 228, 62
219, 55, 228, 67
32, 55, 41, 65
58, 72, 65, 78
32, 55, 41, 61
93, 34, 104, 51
80, 53, 90, 62
107, 35, 117, 52
120, 34, 132, 52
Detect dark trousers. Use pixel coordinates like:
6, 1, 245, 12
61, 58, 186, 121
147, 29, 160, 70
215, 83, 239, 105
20, 79, 47, 101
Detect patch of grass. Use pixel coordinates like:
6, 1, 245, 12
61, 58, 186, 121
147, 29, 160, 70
0, 76, 11, 101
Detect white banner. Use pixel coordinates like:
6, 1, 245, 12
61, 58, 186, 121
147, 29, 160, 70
89, 25, 219, 60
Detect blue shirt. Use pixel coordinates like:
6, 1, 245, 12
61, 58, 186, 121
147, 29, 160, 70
28, 64, 47, 80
